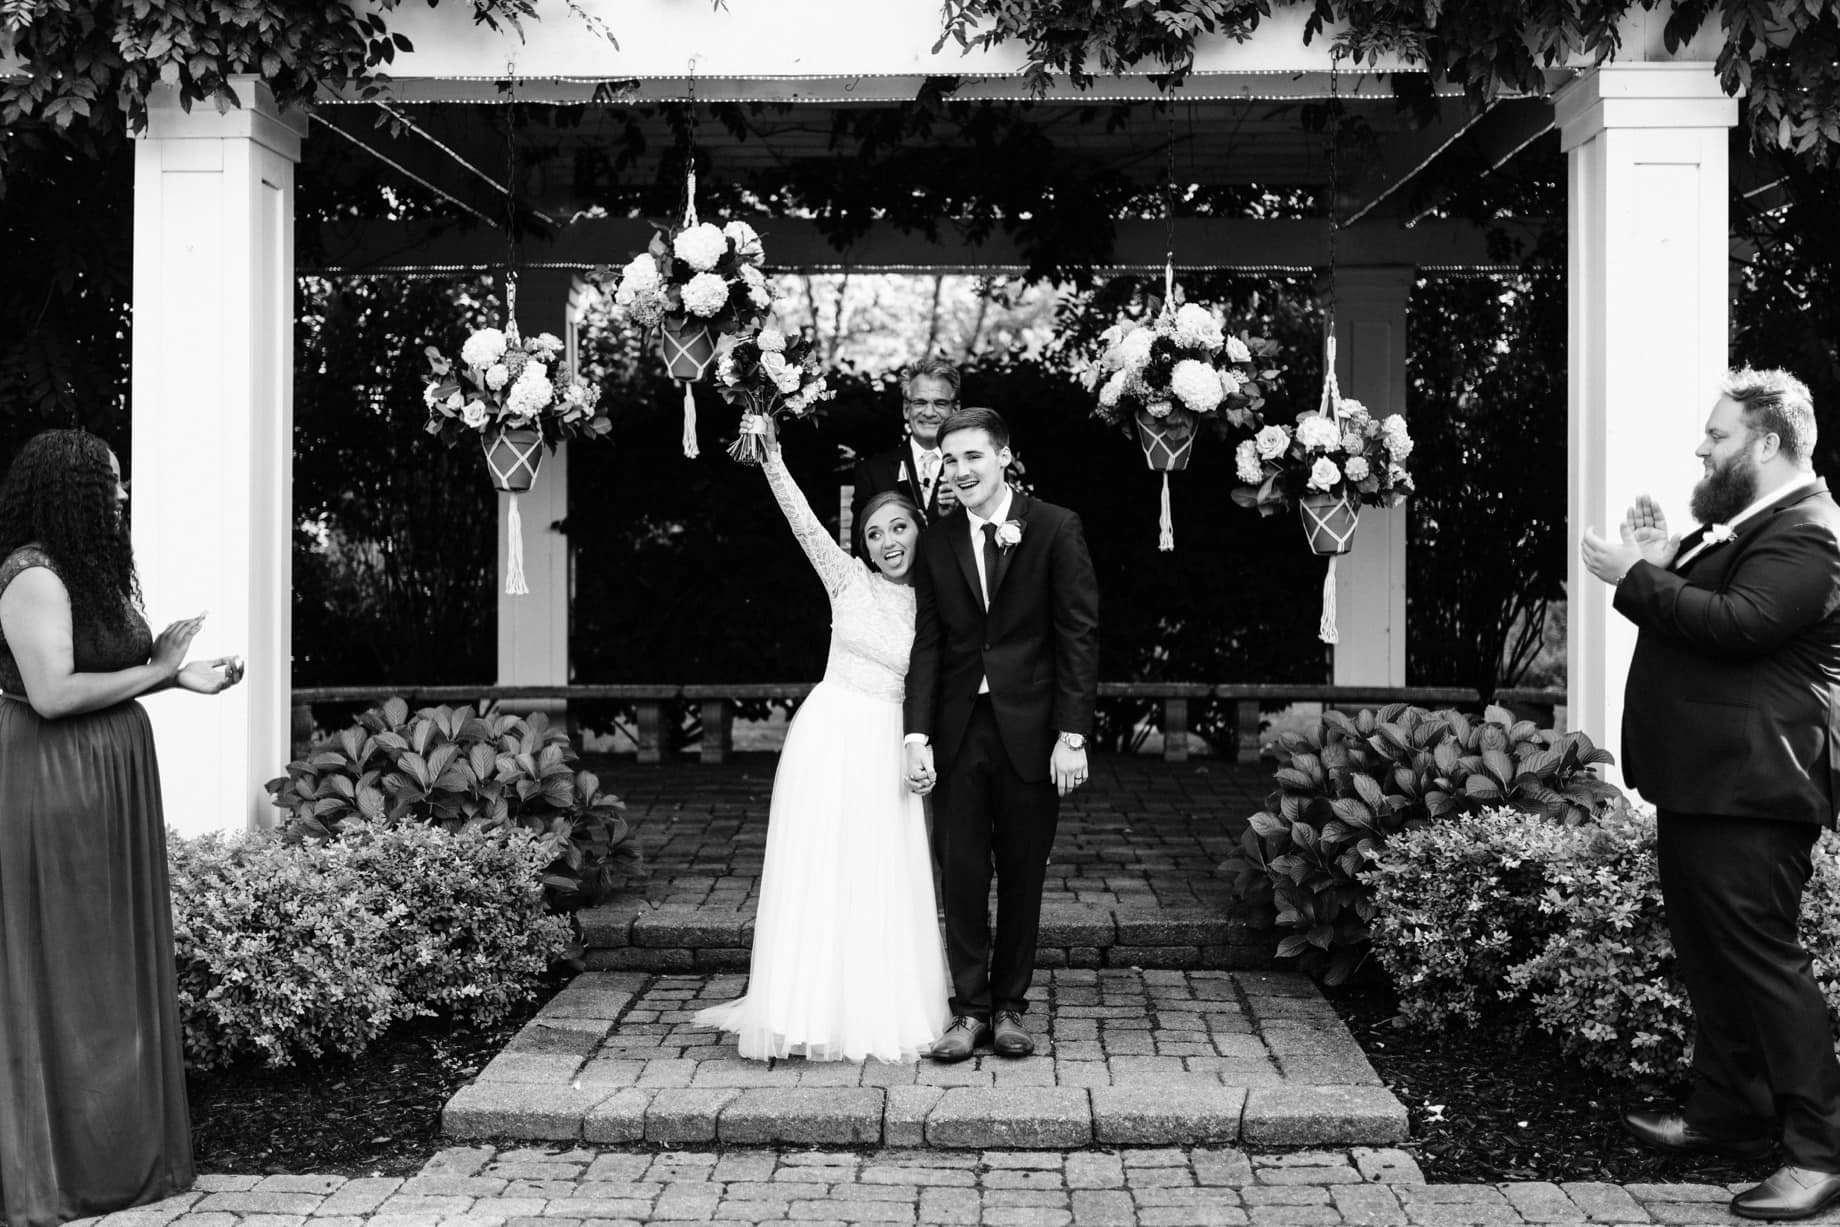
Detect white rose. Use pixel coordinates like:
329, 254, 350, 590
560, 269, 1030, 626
1382, 414, 1414, 459
531, 332, 564, 355
1343, 456, 1371, 482
756, 327, 787, 353
773, 364, 803, 395
1117, 328, 1155, 368
673, 223, 728, 272
1254, 424, 1290, 460
460, 328, 507, 371
1235, 439, 1263, 485
619, 253, 661, 294
680, 272, 730, 318
759, 351, 791, 382
485, 363, 510, 391
1169, 358, 1224, 415
507, 369, 554, 419
445, 389, 464, 411
723, 219, 764, 263
1224, 335, 1252, 364
1296, 415, 1342, 451
1308, 457, 1342, 491
1171, 303, 1224, 350
461, 399, 490, 429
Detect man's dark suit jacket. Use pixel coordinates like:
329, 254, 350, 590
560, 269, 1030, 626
1617, 479, 1840, 826
852, 440, 946, 529
904, 493, 1100, 782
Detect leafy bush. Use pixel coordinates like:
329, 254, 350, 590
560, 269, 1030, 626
1223, 703, 1627, 984
170, 820, 571, 1071
1366, 808, 1840, 1083
266, 698, 640, 910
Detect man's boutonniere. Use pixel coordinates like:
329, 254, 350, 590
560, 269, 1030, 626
995, 520, 1024, 551
1706, 523, 1736, 545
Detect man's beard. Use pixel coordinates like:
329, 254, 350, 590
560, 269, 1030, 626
1691, 452, 1760, 525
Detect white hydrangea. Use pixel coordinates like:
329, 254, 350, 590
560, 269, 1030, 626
1344, 456, 1371, 483
673, 223, 728, 272
1339, 398, 1371, 425
756, 327, 787, 353
1296, 414, 1343, 451
1224, 335, 1252, 364
616, 254, 661, 303
462, 399, 490, 429
1235, 439, 1263, 485
461, 328, 508, 371
1382, 414, 1414, 459
723, 220, 764, 263
1099, 368, 1132, 408
1116, 327, 1155, 368
738, 263, 773, 309
1254, 424, 1290, 459
445, 389, 464, 411
531, 332, 564, 355
680, 272, 730, 318
1169, 359, 1224, 414
485, 363, 510, 392
506, 368, 554, 419
1172, 304, 1224, 350
1308, 457, 1342, 491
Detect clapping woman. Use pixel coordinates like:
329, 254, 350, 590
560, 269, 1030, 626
0, 430, 244, 1227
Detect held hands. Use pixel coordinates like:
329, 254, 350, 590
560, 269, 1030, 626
1051, 741, 1088, 798
905, 742, 936, 796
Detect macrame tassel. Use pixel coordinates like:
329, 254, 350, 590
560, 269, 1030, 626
505, 491, 529, 596
1158, 471, 1175, 551
680, 383, 700, 459
1318, 555, 1339, 644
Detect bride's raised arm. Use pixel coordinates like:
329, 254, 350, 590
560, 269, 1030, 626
762, 427, 856, 599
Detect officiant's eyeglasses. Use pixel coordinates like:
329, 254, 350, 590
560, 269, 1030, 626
904, 397, 957, 410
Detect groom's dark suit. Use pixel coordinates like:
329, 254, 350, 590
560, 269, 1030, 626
1616, 478, 1840, 1170
906, 490, 1099, 1020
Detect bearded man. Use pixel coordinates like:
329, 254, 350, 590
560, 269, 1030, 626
1581, 368, 1840, 1221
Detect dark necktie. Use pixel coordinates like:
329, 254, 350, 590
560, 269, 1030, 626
981, 521, 999, 609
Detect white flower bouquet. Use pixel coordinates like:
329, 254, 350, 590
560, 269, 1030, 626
603, 219, 774, 337
1228, 397, 1415, 516
716, 326, 834, 466
422, 327, 610, 449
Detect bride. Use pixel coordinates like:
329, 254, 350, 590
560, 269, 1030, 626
695, 419, 949, 1062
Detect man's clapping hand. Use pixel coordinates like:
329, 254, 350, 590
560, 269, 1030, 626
1623, 494, 1680, 569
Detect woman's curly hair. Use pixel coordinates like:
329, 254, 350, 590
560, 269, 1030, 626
0, 430, 141, 631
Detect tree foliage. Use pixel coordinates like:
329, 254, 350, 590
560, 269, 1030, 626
938, 0, 1840, 162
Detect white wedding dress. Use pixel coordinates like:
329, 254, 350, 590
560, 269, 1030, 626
695, 451, 949, 1062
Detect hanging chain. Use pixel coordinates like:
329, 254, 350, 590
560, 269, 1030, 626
1323, 52, 1342, 337
683, 57, 700, 227
503, 58, 521, 339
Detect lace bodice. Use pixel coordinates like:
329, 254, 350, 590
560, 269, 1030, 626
765, 452, 914, 703
0, 546, 154, 695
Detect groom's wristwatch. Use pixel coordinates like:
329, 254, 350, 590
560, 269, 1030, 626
1058, 732, 1087, 751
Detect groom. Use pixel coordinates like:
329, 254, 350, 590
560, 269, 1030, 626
904, 407, 1100, 1061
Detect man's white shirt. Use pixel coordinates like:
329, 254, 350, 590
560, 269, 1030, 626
907, 438, 942, 509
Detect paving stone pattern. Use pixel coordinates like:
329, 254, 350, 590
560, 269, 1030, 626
76, 1145, 1809, 1227
442, 969, 1407, 1150
578, 757, 1269, 972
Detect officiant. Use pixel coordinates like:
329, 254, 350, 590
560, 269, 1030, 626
851, 357, 961, 549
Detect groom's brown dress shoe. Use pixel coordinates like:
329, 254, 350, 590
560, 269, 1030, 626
1733, 1165, 1840, 1220
930, 1016, 989, 1063
1622, 1109, 1774, 1159
991, 1011, 1035, 1058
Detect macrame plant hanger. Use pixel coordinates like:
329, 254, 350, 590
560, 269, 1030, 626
1147, 109, 1188, 551
1310, 54, 1356, 643
660, 65, 719, 458
484, 61, 539, 596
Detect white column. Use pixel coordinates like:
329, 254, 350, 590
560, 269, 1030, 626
1329, 268, 1414, 685
132, 79, 305, 835
495, 271, 578, 710
1556, 63, 1736, 785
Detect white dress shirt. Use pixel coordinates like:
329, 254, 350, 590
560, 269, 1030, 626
909, 438, 942, 508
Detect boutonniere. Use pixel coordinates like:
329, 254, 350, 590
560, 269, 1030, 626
1705, 523, 1736, 545
995, 520, 1024, 551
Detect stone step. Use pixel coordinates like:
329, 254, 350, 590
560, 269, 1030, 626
578, 902, 1274, 972
442, 968, 1406, 1150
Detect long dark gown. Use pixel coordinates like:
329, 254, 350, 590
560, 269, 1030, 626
0, 546, 192, 1227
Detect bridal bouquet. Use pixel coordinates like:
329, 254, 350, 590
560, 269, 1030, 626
422, 327, 609, 447
606, 219, 774, 337
716, 326, 834, 466
1229, 398, 1415, 516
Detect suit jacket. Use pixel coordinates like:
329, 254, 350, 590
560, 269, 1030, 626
1616, 479, 1840, 826
904, 493, 1101, 782
853, 439, 948, 529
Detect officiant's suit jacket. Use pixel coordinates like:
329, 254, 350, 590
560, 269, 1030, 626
1616, 480, 1840, 826
852, 440, 947, 526
904, 492, 1100, 782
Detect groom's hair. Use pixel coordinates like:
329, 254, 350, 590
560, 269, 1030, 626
1723, 367, 1816, 465
938, 407, 1009, 451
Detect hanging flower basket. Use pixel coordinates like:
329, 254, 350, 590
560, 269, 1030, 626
482, 426, 544, 493
660, 314, 718, 381
1134, 411, 1196, 472
1299, 490, 1359, 556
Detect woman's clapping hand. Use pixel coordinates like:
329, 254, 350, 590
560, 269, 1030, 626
151, 614, 206, 678
176, 656, 245, 695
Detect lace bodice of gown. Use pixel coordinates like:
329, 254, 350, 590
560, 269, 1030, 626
0, 546, 154, 695
764, 452, 914, 703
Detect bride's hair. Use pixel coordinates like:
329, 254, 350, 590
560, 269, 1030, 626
857, 489, 923, 554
